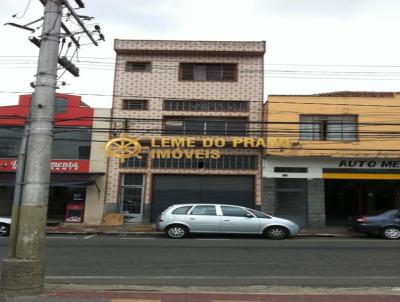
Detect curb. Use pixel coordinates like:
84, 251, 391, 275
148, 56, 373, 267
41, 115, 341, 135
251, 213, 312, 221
45, 230, 360, 238
46, 231, 163, 236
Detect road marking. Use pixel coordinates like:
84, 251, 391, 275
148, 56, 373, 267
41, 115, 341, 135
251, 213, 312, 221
84, 235, 96, 239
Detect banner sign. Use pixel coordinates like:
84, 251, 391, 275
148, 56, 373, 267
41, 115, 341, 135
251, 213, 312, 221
0, 159, 90, 173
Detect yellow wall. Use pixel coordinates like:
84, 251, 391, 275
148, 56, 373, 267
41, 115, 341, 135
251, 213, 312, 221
264, 93, 400, 157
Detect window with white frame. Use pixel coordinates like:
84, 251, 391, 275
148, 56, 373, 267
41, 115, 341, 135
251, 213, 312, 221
299, 115, 357, 141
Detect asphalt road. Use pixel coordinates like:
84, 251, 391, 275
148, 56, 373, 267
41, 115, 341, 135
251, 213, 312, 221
1, 235, 399, 288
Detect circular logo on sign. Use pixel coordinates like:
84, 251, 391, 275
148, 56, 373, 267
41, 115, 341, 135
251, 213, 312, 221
105, 134, 142, 161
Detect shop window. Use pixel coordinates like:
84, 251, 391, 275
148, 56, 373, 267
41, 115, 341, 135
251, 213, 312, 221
126, 62, 151, 72
299, 115, 357, 141
123, 99, 148, 110
180, 63, 237, 81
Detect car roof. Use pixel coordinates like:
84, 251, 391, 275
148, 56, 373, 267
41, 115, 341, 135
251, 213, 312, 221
0, 217, 11, 223
171, 204, 246, 207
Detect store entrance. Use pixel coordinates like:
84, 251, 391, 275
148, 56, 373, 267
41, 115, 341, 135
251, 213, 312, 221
325, 179, 400, 226
47, 187, 86, 224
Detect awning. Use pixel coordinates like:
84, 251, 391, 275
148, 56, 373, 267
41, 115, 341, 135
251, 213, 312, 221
0, 172, 104, 187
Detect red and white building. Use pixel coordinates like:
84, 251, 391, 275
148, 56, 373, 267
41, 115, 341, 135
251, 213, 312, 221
0, 94, 110, 225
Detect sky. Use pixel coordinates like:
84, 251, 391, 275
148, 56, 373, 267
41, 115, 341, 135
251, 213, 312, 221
1, 0, 400, 108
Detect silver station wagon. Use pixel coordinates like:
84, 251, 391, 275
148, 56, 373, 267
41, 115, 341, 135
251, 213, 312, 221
156, 204, 300, 239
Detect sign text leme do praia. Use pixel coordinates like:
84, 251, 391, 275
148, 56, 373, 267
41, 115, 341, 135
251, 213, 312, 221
105, 136, 290, 160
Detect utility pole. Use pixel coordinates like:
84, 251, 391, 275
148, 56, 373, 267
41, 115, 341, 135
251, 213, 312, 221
0, 0, 63, 297
1, 0, 103, 297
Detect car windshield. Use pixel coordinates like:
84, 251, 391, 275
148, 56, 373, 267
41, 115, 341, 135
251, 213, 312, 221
246, 208, 271, 219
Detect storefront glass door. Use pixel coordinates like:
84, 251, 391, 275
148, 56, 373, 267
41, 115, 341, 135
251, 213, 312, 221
120, 174, 145, 223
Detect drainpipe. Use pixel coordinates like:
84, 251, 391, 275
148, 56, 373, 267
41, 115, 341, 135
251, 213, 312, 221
8, 124, 29, 258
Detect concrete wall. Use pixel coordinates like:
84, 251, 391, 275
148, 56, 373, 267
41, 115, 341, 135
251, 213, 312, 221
307, 179, 326, 227
84, 108, 111, 226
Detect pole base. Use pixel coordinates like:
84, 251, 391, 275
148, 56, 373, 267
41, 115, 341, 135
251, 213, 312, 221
0, 258, 44, 298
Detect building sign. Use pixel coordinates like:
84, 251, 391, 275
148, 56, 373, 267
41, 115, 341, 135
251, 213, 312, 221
0, 159, 90, 173
105, 135, 284, 160
338, 159, 400, 169
263, 157, 400, 180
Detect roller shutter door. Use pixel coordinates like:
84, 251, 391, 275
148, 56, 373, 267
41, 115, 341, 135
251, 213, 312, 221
275, 179, 308, 227
151, 175, 254, 221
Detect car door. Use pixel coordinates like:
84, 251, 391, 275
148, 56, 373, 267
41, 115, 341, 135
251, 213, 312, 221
220, 205, 261, 234
187, 205, 221, 233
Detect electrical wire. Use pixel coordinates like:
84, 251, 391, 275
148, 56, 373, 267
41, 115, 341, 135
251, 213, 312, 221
12, 0, 32, 19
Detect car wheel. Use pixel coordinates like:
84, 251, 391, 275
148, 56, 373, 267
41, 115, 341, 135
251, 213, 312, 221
166, 225, 188, 239
264, 226, 289, 240
0, 223, 10, 237
381, 227, 400, 240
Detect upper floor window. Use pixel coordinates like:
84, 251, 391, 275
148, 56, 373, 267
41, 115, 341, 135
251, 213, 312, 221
152, 155, 257, 170
123, 99, 148, 110
299, 115, 357, 141
164, 100, 248, 112
55, 98, 68, 113
164, 117, 247, 136
179, 63, 237, 81
53, 127, 92, 159
0, 126, 91, 159
0, 127, 22, 158
126, 61, 151, 72
121, 153, 148, 168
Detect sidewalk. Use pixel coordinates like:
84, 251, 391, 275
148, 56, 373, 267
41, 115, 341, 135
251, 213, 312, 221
3, 285, 400, 302
46, 223, 363, 238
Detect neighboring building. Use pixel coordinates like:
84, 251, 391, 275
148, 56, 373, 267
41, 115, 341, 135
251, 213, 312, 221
0, 94, 109, 225
105, 39, 266, 223
263, 92, 400, 228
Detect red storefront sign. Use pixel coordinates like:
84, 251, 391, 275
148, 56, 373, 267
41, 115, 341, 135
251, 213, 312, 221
0, 159, 90, 173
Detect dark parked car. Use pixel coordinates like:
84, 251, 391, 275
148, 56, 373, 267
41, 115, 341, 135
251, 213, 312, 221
347, 209, 400, 239
0, 217, 11, 236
